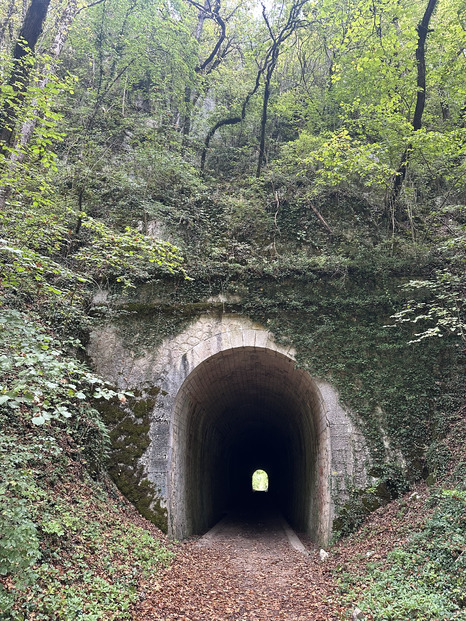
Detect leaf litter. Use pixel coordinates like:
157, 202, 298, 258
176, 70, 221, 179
132, 509, 346, 621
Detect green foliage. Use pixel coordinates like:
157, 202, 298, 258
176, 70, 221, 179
0, 308, 121, 427
0, 52, 74, 188
333, 465, 410, 537
0, 237, 87, 325
0, 434, 60, 614
0, 304, 173, 618
21, 501, 173, 620
340, 488, 466, 619
277, 128, 396, 198
390, 222, 465, 343
0, 468, 173, 619
1, 5, 189, 332
73, 214, 188, 286
64, 0, 198, 122
391, 273, 465, 343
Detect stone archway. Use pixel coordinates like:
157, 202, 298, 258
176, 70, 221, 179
88, 313, 369, 547
169, 345, 332, 544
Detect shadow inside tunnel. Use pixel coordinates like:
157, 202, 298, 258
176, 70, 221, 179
215, 489, 286, 532
199, 490, 309, 554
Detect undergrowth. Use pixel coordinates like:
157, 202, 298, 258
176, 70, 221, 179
346, 494, 465, 619
334, 414, 466, 621
0, 309, 173, 620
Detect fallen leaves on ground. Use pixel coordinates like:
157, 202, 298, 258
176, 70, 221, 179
133, 512, 346, 621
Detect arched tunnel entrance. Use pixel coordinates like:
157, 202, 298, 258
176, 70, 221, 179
169, 347, 331, 544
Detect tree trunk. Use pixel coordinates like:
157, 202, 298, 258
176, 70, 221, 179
16, 0, 106, 151
19, 0, 79, 149
200, 115, 242, 172
391, 0, 438, 203
200, 0, 307, 176
182, 0, 212, 139
200, 58, 265, 173
0, 0, 51, 152
182, 0, 227, 141
0, 0, 105, 211
256, 69, 272, 178
255, 0, 307, 178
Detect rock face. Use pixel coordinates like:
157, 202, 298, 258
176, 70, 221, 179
88, 312, 370, 546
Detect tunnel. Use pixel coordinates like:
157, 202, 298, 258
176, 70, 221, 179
168, 346, 331, 544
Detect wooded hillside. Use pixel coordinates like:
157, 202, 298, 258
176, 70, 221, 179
0, 0, 464, 618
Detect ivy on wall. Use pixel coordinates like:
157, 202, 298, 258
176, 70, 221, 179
94, 247, 463, 538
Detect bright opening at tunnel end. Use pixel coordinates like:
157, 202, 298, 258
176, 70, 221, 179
252, 469, 269, 492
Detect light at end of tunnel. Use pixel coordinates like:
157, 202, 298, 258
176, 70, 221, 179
252, 469, 269, 492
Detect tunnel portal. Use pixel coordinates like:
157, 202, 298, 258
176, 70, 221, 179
169, 347, 331, 543
88, 313, 369, 547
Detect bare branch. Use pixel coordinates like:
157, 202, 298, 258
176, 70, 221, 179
262, 4, 276, 42
75, 0, 106, 18
198, 9, 226, 73
309, 203, 333, 234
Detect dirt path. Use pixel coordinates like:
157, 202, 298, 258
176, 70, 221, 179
133, 503, 345, 620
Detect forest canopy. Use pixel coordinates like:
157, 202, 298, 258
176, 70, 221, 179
0, 0, 464, 322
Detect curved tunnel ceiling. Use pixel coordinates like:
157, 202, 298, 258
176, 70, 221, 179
169, 347, 330, 542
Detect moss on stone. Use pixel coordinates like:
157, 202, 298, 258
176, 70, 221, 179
108, 463, 167, 531
96, 387, 167, 532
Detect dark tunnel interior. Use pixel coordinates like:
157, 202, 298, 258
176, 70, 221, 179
170, 347, 328, 542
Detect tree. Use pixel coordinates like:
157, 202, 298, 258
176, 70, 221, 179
199, 0, 308, 175
390, 0, 439, 208
17, 0, 106, 150
256, 0, 308, 177
0, 0, 51, 153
